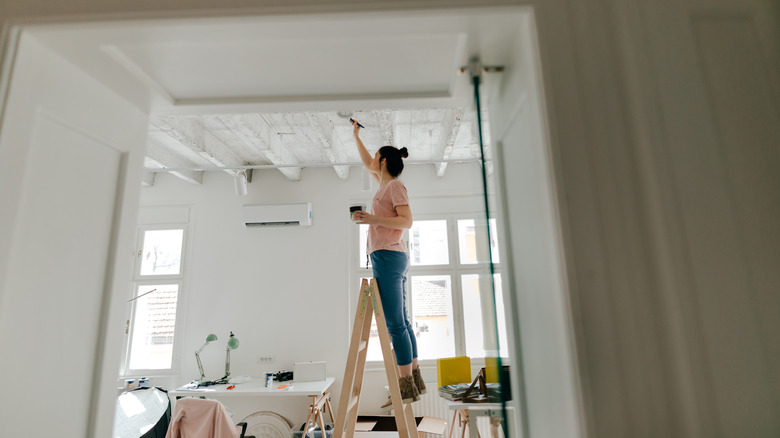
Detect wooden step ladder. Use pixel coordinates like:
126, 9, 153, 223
333, 278, 419, 438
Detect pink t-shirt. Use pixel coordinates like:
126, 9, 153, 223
368, 179, 409, 254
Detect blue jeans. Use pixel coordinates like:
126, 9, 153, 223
370, 250, 417, 366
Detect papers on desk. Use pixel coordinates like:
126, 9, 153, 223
180, 387, 216, 392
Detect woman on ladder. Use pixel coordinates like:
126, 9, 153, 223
351, 119, 426, 408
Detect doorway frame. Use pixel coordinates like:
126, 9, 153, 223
0, 3, 588, 437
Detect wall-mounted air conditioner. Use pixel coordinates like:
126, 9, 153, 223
242, 203, 312, 227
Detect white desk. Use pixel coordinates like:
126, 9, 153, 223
169, 377, 335, 398
443, 399, 511, 438
170, 377, 337, 436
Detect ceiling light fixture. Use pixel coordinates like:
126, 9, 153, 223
234, 169, 252, 196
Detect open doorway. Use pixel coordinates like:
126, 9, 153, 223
0, 6, 581, 438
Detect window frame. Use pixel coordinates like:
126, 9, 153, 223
351, 211, 502, 366
120, 222, 191, 377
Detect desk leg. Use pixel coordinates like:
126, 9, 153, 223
468, 411, 479, 438
448, 411, 458, 438
489, 417, 501, 438
324, 392, 336, 423
302, 397, 316, 437
317, 404, 328, 436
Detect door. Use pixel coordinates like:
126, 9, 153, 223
0, 31, 148, 437
483, 11, 583, 438
618, 0, 780, 435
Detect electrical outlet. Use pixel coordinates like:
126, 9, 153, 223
257, 356, 274, 364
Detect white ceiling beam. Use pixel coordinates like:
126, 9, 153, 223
221, 114, 303, 181
140, 165, 156, 187
304, 113, 349, 180
151, 116, 245, 177
435, 108, 465, 177
144, 139, 204, 185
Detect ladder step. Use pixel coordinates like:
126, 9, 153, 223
347, 395, 360, 413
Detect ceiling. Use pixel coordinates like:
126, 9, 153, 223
26, 8, 525, 186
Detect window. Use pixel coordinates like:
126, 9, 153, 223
123, 225, 188, 375
410, 220, 449, 266
354, 215, 504, 362
139, 229, 184, 276
410, 275, 455, 359
457, 219, 500, 264
128, 283, 179, 370
462, 274, 508, 358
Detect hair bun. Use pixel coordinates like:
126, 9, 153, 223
399, 147, 409, 158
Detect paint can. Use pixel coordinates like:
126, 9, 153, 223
350, 204, 365, 220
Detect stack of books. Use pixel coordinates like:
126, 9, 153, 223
438, 383, 472, 401
439, 383, 504, 401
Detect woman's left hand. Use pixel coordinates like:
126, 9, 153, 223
352, 210, 375, 224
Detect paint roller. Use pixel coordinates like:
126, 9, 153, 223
337, 111, 365, 129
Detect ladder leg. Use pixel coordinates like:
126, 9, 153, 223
346, 291, 374, 438
336, 278, 419, 438
334, 279, 371, 438
370, 279, 419, 438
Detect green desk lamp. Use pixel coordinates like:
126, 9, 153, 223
195, 333, 218, 382
217, 332, 240, 384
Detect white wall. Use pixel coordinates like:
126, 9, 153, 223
487, 11, 581, 438
137, 162, 492, 424
0, 34, 148, 437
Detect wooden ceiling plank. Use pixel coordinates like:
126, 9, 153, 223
376, 109, 394, 146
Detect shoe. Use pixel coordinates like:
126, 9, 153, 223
399, 375, 420, 403
380, 395, 393, 410
380, 376, 420, 410
412, 367, 427, 395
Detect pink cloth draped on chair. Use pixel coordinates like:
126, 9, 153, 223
165, 398, 240, 438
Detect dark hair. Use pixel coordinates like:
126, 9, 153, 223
378, 145, 408, 177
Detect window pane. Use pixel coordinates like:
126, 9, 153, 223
128, 284, 179, 370
409, 220, 449, 266
462, 274, 508, 358
411, 275, 455, 359
140, 229, 184, 276
358, 224, 372, 269
457, 219, 500, 264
